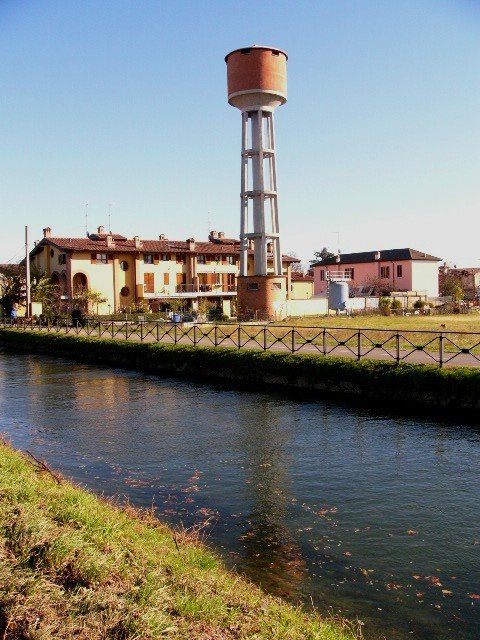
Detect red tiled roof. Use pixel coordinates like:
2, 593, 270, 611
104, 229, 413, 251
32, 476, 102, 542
291, 272, 314, 282
30, 236, 298, 262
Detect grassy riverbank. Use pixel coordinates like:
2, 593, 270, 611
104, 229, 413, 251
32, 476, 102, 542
1, 328, 479, 415
0, 442, 359, 640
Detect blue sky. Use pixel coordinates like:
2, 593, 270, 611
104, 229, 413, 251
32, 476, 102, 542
1, 0, 479, 267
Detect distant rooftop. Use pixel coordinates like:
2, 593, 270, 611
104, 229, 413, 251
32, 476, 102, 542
312, 248, 442, 266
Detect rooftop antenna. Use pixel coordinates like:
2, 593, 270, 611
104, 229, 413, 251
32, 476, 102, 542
108, 203, 112, 233
84, 202, 89, 237
207, 212, 211, 237
333, 231, 340, 254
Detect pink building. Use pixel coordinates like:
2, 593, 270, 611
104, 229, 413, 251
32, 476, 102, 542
313, 249, 441, 298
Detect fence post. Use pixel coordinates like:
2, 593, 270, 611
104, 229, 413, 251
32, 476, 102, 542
214, 324, 218, 347
140, 321, 144, 341
357, 329, 361, 361
439, 332, 444, 368
291, 328, 295, 353
322, 328, 327, 355
156, 321, 160, 343
193, 323, 197, 347
263, 325, 267, 351
237, 324, 241, 349
174, 323, 178, 345
396, 332, 400, 365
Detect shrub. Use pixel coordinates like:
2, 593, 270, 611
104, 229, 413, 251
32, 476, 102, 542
378, 297, 391, 316
413, 299, 426, 309
391, 299, 402, 310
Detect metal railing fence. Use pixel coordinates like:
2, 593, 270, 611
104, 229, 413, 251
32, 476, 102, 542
2, 317, 480, 368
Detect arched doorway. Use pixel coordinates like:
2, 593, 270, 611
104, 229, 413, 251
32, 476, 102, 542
73, 272, 88, 292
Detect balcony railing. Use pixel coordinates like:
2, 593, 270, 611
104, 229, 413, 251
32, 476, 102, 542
175, 284, 236, 294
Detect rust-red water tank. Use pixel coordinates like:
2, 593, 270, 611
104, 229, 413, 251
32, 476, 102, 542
225, 45, 287, 110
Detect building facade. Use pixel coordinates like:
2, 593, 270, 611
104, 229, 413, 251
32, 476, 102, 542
29, 227, 297, 317
312, 249, 442, 298
439, 266, 480, 301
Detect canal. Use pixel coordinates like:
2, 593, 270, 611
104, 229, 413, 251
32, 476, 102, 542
0, 351, 478, 639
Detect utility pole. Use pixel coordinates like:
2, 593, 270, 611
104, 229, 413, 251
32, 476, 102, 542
25, 225, 31, 317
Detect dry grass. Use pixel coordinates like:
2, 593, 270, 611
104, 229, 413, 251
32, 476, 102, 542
0, 442, 361, 640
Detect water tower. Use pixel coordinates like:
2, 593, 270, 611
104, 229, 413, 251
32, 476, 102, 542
225, 45, 288, 320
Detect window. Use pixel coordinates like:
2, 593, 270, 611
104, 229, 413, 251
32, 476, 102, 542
161, 253, 170, 261
58, 253, 66, 265
226, 255, 236, 265
197, 255, 206, 264
143, 254, 154, 264
345, 268, 355, 280
397, 265, 403, 278
320, 270, 325, 281
176, 253, 186, 264
96, 253, 108, 264
272, 282, 282, 290
144, 272, 154, 293
120, 260, 129, 271
120, 286, 129, 297
163, 272, 169, 285
247, 282, 259, 291
380, 266, 390, 279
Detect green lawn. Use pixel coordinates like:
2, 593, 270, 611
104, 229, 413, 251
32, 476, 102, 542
275, 313, 480, 333
0, 442, 361, 640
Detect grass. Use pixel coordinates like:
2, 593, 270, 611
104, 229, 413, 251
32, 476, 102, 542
0, 442, 361, 640
275, 313, 480, 332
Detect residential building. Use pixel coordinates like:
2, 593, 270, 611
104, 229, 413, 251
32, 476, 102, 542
290, 272, 315, 300
439, 265, 480, 301
312, 249, 442, 298
29, 227, 298, 316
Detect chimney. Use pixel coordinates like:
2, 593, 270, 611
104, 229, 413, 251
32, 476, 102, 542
159, 234, 167, 241
106, 234, 115, 248
335, 253, 341, 263
134, 235, 142, 249
187, 238, 196, 251
210, 230, 218, 239
218, 231, 225, 239
374, 251, 381, 260
98, 225, 105, 234
43, 227, 51, 238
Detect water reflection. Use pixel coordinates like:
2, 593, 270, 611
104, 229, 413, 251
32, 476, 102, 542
0, 351, 479, 640
235, 400, 306, 596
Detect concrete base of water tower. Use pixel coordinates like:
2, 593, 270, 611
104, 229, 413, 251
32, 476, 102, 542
236, 275, 287, 321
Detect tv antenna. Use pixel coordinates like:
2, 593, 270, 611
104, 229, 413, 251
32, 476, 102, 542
108, 203, 112, 233
84, 202, 89, 237
333, 231, 340, 253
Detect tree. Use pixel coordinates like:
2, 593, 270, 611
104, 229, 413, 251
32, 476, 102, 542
286, 251, 305, 273
72, 287, 107, 315
0, 265, 24, 315
440, 275, 464, 301
310, 247, 336, 266
31, 275, 60, 315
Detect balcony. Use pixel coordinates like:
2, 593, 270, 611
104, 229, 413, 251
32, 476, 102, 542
143, 284, 236, 299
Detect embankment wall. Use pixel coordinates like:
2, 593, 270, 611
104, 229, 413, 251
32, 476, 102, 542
1, 329, 479, 417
